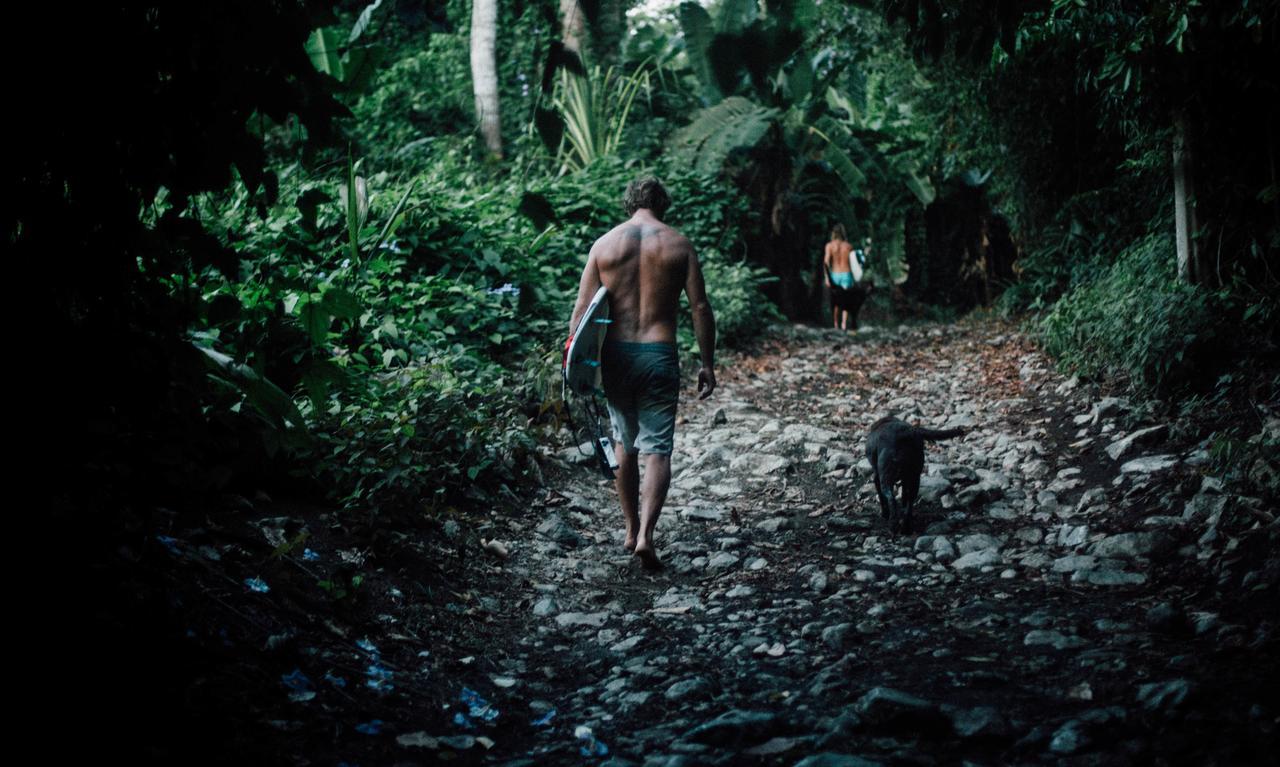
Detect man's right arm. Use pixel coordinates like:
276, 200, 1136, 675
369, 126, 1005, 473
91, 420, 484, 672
683, 243, 717, 399
568, 245, 603, 336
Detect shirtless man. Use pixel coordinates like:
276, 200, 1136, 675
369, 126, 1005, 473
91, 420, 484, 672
823, 223, 863, 330
568, 177, 717, 568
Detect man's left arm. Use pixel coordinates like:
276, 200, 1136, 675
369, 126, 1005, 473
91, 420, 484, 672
683, 243, 717, 400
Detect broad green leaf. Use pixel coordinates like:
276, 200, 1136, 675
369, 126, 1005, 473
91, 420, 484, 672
718, 0, 759, 34
785, 55, 814, 103
808, 117, 867, 196
341, 44, 387, 92
904, 171, 936, 205
678, 2, 721, 100
194, 343, 308, 433
305, 28, 344, 79
302, 370, 330, 411
321, 287, 361, 319
299, 300, 331, 344
708, 33, 747, 96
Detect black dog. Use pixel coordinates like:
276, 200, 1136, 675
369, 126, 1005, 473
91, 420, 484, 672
864, 416, 965, 534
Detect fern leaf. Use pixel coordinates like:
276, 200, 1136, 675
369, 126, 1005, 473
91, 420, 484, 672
672, 97, 779, 173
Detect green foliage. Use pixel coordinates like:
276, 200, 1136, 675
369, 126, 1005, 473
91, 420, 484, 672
182, 132, 775, 513
1208, 412, 1280, 499
672, 96, 780, 172
317, 571, 365, 602
665, 0, 935, 310
995, 180, 1154, 315
349, 37, 473, 162
552, 64, 653, 171
695, 255, 782, 348
305, 1, 390, 94
14, 1, 349, 514
1039, 232, 1231, 394
678, 2, 722, 101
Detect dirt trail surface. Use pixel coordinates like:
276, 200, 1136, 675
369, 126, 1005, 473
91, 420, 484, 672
136, 321, 1278, 765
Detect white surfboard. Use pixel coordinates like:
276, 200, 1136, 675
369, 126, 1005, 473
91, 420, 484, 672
563, 286, 611, 397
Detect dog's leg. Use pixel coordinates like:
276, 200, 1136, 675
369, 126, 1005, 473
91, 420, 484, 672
878, 473, 903, 533
872, 465, 890, 520
895, 485, 908, 534
901, 473, 920, 535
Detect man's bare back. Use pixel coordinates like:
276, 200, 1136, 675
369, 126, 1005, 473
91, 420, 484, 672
570, 208, 716, 398
571, 213, 692, 345
824, 237, 854, 274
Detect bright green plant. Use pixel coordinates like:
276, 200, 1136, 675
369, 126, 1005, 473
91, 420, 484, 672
305, 1, 389, 95
553, 64, 653, 172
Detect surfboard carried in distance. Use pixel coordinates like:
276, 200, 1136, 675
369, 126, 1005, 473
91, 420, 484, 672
563, 286, 611, 397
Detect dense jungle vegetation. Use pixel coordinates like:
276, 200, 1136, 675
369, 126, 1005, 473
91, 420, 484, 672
13, 0, 1279, 762
17, 0, 1277, 523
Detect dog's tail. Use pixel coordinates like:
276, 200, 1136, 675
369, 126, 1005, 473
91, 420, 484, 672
914, 426, 965, 441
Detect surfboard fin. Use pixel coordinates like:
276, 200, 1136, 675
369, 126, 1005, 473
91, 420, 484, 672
594, 435, 618, 478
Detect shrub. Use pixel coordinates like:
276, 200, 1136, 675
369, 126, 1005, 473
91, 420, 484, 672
688, 253, 780, 350
313, 349, 533, 510
349, 37, 472, 168
183, 146, 780, 513
1039, 232, 1230, 394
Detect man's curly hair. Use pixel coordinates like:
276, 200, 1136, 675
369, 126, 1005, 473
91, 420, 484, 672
623, 176, 672, 219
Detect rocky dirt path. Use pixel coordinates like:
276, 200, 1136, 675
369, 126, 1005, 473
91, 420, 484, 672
459, 320, 1277, 766
160, 320, 1276, 766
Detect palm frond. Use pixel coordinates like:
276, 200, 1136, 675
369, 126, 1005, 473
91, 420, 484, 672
873, 214, 909, 286
671, 96, 780, 173
807, 116, 867, 197
678, 2, 721, 101
552, 64, 652, 172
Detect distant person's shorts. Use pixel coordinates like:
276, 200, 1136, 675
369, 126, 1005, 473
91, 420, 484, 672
830, 271, 854, 289
601, 340, 679, 455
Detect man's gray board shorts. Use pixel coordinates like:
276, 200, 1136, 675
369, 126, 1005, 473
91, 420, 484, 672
601, 340, 679, 455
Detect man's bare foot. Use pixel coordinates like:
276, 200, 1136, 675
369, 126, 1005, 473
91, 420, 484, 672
624, 536, 637, 552
633, 543, 662, 570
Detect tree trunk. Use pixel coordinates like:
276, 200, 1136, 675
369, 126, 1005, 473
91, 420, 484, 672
1172, 110, 1196, 283
470, 0, 503, 159
560, 0, 585, 56
592, 0, 626, 67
